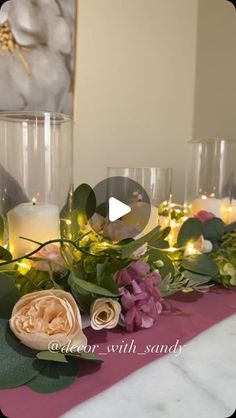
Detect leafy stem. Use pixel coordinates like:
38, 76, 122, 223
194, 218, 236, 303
0, 232, 103, 266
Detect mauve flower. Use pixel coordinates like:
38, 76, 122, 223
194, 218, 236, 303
114, 261, 150, 287
114, 262, 162, 332
194, 210, 215, 223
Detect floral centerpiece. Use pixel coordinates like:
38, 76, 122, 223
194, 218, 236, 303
0, 184, 236, 393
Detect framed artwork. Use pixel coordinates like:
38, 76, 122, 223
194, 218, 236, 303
0, 0, 78, 117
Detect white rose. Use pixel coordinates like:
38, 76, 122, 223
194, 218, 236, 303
90, 298, 121, 330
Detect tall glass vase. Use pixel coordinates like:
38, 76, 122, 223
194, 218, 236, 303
185, 138, 236, 223
0, 111, 73, 257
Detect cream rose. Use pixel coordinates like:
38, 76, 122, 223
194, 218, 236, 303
90, 298, 121, 330
10, 289, 87, 351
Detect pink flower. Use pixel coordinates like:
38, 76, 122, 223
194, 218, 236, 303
31, 244, 66, 273
194, 210, 215, 223
114, 262, 162, 332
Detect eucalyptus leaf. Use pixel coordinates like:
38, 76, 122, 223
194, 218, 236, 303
0, 319, 42, 389
224, 221, 236, 234
182, 270, 211, 284
203, 218, 225, 242
74, 184, 96, 224
0, 273, 21, 319
182, 254, 219, 276
27, 357, 79, 393
69, 272, 119, 297
77, 352, 103, 362
121, 226, 160, 259
177, 218, 203, 248
148, 249, 175, 277
36, 351, 68, 364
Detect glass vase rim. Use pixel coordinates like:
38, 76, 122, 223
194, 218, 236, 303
188, 137, 236, 144
0, 110, 72, 124
107, 166, 173, 171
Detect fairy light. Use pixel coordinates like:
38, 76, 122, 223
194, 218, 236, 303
185, 242, 200, 256
17, 260, 31, 275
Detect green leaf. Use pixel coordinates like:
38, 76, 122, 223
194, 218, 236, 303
0, 319, 42, 389
182, 270, 211, 284
0, 273, 21, 319
74, 184, 96, 224
224, 221, 236, 234
0, 215, 4, 246
121, 226, 160, 259
36, 351, 68, 364
27, 357, 79, 393
0, 246, 12, 262
182, 254, 219, 276
148, 249, 175, 277
100, 274, 120, 295
77, 352, 103, 362
177, 218, 203, 248
203, 218, 225, 242
69, 272, 120, 297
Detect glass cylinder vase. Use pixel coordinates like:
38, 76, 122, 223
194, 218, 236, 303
185, 138, 236, 223
0, 111, 73, 258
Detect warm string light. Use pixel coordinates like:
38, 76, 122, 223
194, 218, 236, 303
17, 260, 31, 275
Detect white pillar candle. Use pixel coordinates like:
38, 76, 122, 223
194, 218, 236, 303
191, 197, 222, 218
221, 199, 236, 224
7, 202, 60, 258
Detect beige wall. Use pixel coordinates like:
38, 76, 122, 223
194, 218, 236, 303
193, 0, 236, 139
74, 0, 198, 202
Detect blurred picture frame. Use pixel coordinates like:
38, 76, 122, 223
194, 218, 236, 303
0, 0, 79, 120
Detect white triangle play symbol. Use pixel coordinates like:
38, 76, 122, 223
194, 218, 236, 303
108, 197, 131, 222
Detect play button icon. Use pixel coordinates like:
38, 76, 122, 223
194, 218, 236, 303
87, 176, 151, 240
108, 197, 131, 222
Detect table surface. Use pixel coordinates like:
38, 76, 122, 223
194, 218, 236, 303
62, 314, 236, 418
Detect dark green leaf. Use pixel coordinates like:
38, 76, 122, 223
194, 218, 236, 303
36, 351, 68, 363
77, 352, 103, 362
224, 221, 236, 234
69, 272, 119, 297
177, 218, 203, 248
0, 273, 21, 319
203, 218, 225, 242
0, 246, 12, 262
182, 254, 219, 276
27, 357, 79, 393
0, 319, 42, 389
73, 184, 96, 224
100, 274, 119, 295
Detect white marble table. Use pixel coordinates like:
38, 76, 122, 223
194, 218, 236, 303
63, 314, 236, 418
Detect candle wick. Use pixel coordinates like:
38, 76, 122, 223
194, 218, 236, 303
33, 201, 36, 206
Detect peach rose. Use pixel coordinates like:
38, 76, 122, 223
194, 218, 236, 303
10, 289, 87, 351
31, 244, 66, 273
90, 298, 121, 330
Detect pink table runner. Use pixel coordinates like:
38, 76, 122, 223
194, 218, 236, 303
1, 287, 236, 418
